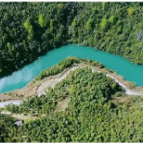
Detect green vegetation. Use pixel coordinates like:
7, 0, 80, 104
0, 114, 17, 142
1, 2, 143, 142
35, 57, 104, 80
36, 57, 81, 80
0, 2, 73, 77
0, 65, 143, 142
1, 2, 143, 77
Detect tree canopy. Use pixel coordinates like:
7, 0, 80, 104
1, 60, 143, 142
0, 2, 143, 77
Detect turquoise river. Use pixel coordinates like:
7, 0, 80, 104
0, 44, 143, 93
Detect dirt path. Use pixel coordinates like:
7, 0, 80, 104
0, 100, 22, 108
1, 111, 37, 120
1, 65, 143, 108
106, 74, 141, 95
37, 67, 80, 97
37, 66, 143, 97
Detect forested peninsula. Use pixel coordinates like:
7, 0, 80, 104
0, 60, 142, 141
0, 57, 143, 142
0, 2, 143, 77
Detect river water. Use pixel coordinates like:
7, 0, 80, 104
0, 44, 143, 93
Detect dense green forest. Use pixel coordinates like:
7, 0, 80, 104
0, 2, 143, 77
0, 67, 143, 142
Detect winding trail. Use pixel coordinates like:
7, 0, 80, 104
0, 66, 143, 108
106, 74, 140, 95
37, 67, 142, 97
37, 66, 143, 97
0, 100, 22, 108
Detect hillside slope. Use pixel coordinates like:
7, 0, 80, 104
1, 66, 143, 142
